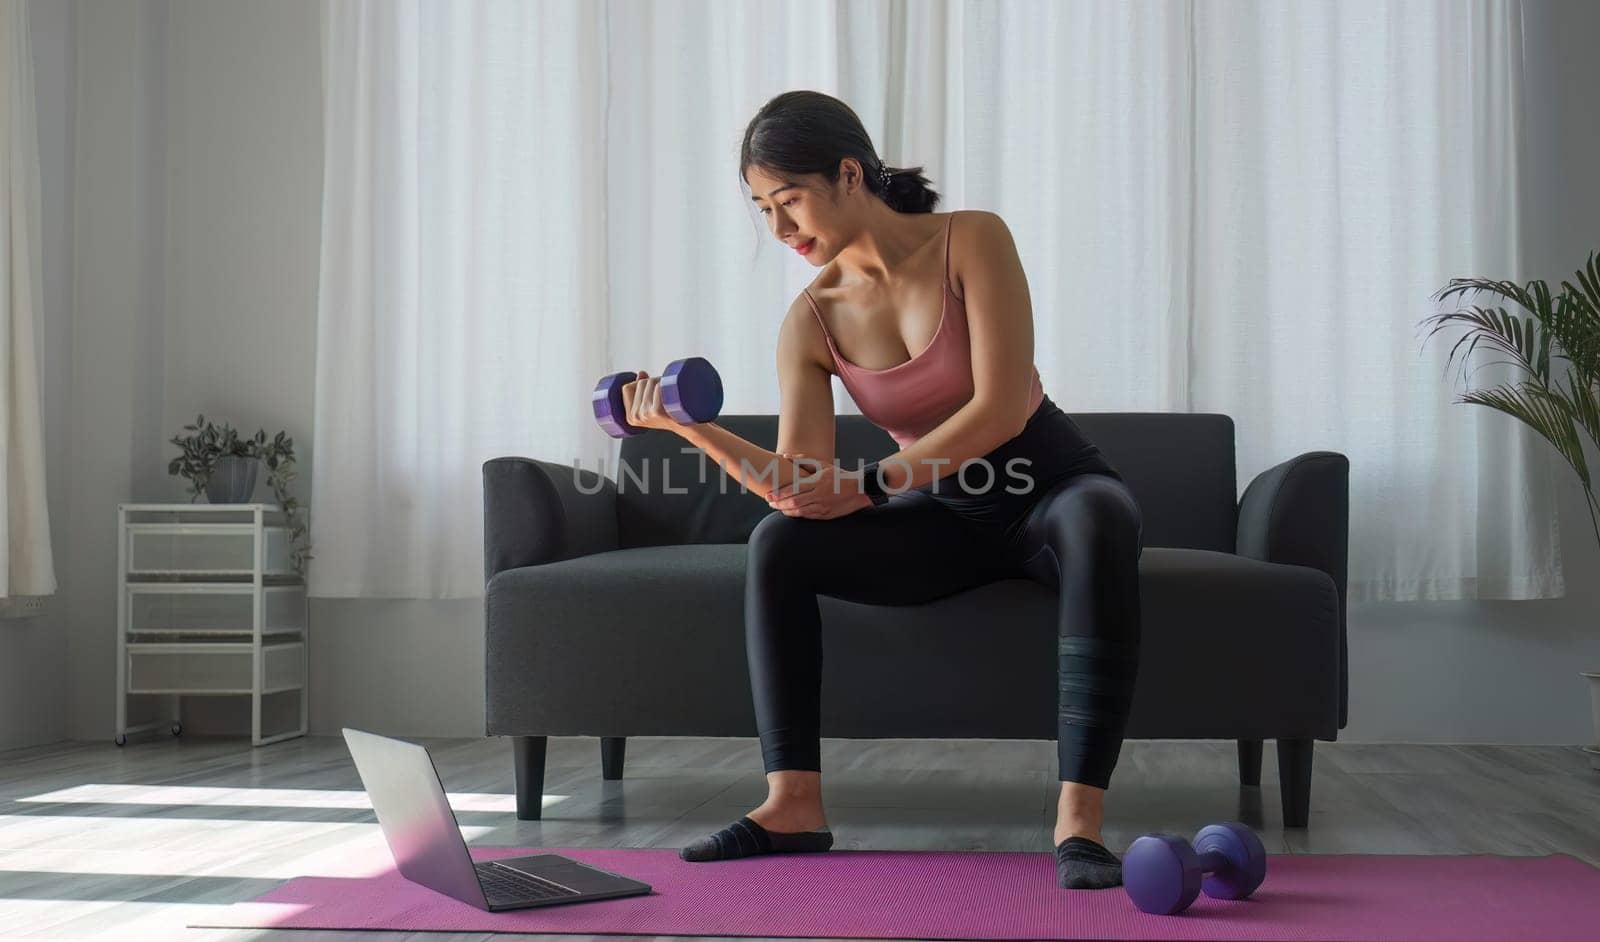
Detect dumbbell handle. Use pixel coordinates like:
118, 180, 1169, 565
592, 357, 722, 439
1195, 850, 1229, 874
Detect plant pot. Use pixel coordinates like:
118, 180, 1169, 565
205, 455, 260, 503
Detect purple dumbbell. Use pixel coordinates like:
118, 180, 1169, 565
1123, 822, 1267, 915
591, 357, 724, 438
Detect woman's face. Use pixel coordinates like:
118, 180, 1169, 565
746, 161, 864, 266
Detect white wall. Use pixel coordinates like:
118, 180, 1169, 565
156, 0, 326, 737
18, 0, 1600, 752
54, 0, 169, 748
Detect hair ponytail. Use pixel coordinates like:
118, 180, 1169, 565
875, 163, 939, 214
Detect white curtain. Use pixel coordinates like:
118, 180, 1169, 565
313, 0, 1560, 603
0, 0, 55, 600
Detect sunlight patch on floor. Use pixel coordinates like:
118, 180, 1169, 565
0, 818, 498, 879
0, 896, 256, 941
16, 782, 569, 814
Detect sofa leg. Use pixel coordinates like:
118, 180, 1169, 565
513, 736, 547, 821
601, 736, 626, 781
1237, 739, 1263, 787
1277, 738, 1314, 828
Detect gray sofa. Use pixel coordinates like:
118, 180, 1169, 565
483, 412, 1349, 827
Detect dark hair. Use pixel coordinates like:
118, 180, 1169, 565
739, 90, 940, 214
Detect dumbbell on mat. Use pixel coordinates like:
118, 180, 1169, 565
1123, 822, 1267, 915
592, 357, 724, 438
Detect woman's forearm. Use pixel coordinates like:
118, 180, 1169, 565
675, 398, 1019, 502
871, 400, 1025, 494
675, 422, 807, 500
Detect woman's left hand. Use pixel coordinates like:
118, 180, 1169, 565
767, 453, 872, 519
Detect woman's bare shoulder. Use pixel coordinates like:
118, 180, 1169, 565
947, 209, 1013, 298
780, 289, 836, 372
949, 208, 1009, 247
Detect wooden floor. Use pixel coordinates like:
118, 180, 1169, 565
1, 734, 1597, 940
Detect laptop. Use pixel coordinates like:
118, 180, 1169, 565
342, 727, 653, 911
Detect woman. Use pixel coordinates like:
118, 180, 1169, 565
620, 91, 1144, 890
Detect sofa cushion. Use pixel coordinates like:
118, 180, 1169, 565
484, 542, 1340, 741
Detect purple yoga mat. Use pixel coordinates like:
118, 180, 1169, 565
189, 845, 1600, 940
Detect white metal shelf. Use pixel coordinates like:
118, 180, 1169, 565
127, 687, 305, 696
126, 578, 304, 589
121, 640, 303, 653
117, 503, 309, 748
127, 573, 299, 581
128, 523, 284, 534
126, 628, 305, 638
119, 502, 284, 512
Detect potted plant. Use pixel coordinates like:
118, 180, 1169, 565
1420, 252, 1600, 768
168, 414, 313, 576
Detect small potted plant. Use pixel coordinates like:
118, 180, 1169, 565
1420, 252, 1600, 768
168, 414, 313, 576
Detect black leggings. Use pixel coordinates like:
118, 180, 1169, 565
744, 395, 1145, 789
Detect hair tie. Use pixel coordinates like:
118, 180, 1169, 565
878, 160, 892, 190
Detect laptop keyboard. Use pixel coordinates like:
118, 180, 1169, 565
476, 861, 583, 903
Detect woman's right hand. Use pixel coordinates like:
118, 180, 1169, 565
768, 451, 871, 518
619, 370, 684, 434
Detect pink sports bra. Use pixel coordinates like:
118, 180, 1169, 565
801, 212, 1045, 449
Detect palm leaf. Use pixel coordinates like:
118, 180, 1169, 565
1424, 253, 1600, 551
1457, 381, 1589, 487
1566, 363, 1600, 448
1556, 251, 1600, 382
1419, 303, 1548, 385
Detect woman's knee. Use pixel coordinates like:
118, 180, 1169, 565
746, 510, 816, 578
1042, 477, 1142, 557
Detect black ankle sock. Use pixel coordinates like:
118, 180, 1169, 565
680, 815, 834, 862
1055, 835, 1124, 889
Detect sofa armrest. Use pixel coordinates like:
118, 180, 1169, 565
483, 457, 619, 583
1236, 451, 1350, 729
